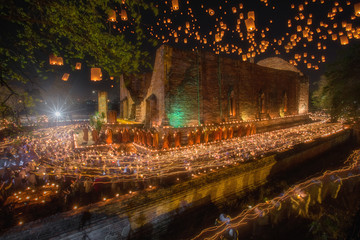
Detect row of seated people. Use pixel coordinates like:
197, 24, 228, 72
133, 124, 256, 150
87, 124, 256, 150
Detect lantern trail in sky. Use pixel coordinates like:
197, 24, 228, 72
107, 0, 360, 72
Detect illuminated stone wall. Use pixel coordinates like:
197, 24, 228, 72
125, 45, 309, 127
162, 46, 309, 126
119, 75, 135, 119
98, 91, 108, 121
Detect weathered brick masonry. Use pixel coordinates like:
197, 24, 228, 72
120, 45, 309, 127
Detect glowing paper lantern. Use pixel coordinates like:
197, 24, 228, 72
248, 11, 255, 20
49, 54, 63, 66
91, 68, 102, 82
75, 62, 81, 70
346, 23, 352, 31
245, 18, 255, 32
108, 10, 116, 22
121, 10, 128, 21
208, 8, 215, 16
340, 35, 349, 45
62, 73, 70, 81
355, 3, 360, 16
172, 0, 179, 10
215, 33, 221, 42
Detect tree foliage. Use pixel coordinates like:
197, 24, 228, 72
312, 44, 360, 122
0, 0, 157, 119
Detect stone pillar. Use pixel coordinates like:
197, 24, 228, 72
98, 91, 108, 121
298, 77, 309, 114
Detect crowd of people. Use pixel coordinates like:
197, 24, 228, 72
0, 120, 346, 228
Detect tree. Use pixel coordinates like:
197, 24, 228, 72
312, 44, 360, 122
0, 0, 157, 119
89, 111, 105, 132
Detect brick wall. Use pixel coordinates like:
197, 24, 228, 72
162, 46, 308, 126
128, 45, 309, 127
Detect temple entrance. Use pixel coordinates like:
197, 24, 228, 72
259, 90, 266, 114
283, 91, 288, 113
145, 94, 158, 127
257, 90, 269, 120
228, 90, 236, 117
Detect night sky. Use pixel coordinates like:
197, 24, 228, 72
35, 0, 360, 102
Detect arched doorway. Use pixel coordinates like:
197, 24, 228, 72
145, 94, 158, 127
258, 90, 266, 115
228, 90, 236, 117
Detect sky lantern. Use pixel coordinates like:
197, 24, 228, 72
62, 73, 70, 81
332, 34, 338, 40
248, 11, 255, 20
49, 54, 63, 66
340, 35, 349, 45
245, 18, 255, 32
232, 7, 237, 13
215, 33, 221, 42
346, 23, 352, 31
108, 9, 116, 22
121, 9, 128, 21
307, 18, 312, 25
75, 62, 81, 70
208, 8, 215, 16
91, 68, 102, 82
299, 4, 304, 11
355, 3, 360, 16
172, 0, 179, 10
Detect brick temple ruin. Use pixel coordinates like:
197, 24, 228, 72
119, 45, 309, 128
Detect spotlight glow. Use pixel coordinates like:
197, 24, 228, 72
55, 112, 61, 117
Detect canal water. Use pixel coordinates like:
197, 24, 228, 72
132, 136, 358, 240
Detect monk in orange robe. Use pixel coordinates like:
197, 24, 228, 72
152, 131, 159, 149
222, 127, 228, 140
195, 129, 201, 144
174, 131, 181, 148
146, 131, 153, 147
188, 131, 194, 146
203, 129, 209, 143
105, 128, 113, 144
162, 133, 170, 150
229, 126, 234, 139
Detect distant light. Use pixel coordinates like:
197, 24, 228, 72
55, 111, 61, 117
